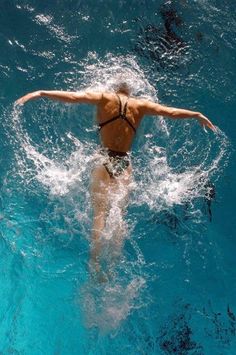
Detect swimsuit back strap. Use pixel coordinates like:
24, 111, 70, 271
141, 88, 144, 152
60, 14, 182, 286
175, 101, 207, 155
98, 115, 121, 130
123, 116, 136, 133
117, 94, 136, 133
123, 100, 128, 116
117, 93, 128, 117
116, 93, 122, 116
98, 94, 136, 133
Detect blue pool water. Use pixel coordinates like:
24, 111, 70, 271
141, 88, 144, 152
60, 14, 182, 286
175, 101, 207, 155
0, 1, 236, 354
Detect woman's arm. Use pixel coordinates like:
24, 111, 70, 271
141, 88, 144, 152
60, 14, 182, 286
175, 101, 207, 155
16, 90, 102, 105
141, 100, 216, 132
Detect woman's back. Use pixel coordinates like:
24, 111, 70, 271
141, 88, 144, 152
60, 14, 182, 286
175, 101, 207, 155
97, 92, 143, 152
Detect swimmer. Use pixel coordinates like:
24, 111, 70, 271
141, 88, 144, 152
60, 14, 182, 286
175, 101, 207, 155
16, 82, 216, 277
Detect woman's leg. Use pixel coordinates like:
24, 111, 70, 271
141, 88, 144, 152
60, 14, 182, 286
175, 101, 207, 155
108, 165, 132, 260
90, 164, 110, 273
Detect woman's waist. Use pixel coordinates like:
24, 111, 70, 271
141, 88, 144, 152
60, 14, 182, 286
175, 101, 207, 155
99, 133, 133, 154
99, 146, 129, 158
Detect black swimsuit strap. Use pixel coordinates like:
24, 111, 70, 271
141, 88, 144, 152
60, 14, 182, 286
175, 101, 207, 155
116, 93, 128, 118
116, 93, 122, 116
98, 94, 136, 133
119, 96, 136, 132
99, 114, 121, 130
123, 99, 128, 116
122, 116, 136, 132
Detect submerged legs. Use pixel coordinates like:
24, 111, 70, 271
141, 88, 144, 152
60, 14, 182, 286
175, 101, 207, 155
90, 165, 110, 274
90, 164, 132, 279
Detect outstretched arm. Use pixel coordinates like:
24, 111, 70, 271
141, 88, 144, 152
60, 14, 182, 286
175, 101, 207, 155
16, 90, 102, 105
141, 100, 216, 132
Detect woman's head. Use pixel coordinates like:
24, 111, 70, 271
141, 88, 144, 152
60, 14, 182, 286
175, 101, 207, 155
112, 73, 132, 95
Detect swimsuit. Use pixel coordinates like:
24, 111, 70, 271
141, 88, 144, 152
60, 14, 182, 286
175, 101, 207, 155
98, 94, 136, 134
98, 94, 135, 178
100, 148, 130, 179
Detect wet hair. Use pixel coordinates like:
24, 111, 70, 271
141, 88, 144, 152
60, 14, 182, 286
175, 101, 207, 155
112, 74, 132, 95
117, 81, 130, 94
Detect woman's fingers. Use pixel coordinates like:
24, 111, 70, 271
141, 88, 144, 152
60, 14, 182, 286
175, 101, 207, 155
199, 115, 217, 132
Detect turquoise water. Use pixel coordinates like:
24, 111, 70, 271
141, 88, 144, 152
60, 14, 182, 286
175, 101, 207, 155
0, 1, 235, 354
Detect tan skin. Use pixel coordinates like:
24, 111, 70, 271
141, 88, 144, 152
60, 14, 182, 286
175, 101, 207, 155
16, 89, 216, 276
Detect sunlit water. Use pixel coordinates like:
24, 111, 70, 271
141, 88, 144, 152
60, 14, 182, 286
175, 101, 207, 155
0, 1, 235, 354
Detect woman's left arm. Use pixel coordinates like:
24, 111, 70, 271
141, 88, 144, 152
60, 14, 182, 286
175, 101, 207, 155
16, 90, 103, 105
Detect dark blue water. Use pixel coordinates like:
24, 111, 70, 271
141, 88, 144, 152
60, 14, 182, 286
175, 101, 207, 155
0, 1, 235, 354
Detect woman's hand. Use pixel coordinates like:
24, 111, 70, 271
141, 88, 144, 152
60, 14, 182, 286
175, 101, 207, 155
197, 113, 217, 132
15, 90, 42, 105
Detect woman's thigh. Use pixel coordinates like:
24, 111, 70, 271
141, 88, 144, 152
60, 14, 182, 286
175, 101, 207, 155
90, 164, 111, 213
110, 165, 132, 210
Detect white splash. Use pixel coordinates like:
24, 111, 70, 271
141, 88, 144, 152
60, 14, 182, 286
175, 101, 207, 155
6, 55, 230, 331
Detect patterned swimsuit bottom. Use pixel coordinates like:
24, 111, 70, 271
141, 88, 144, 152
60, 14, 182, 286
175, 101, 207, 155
100, 148, 130, 179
